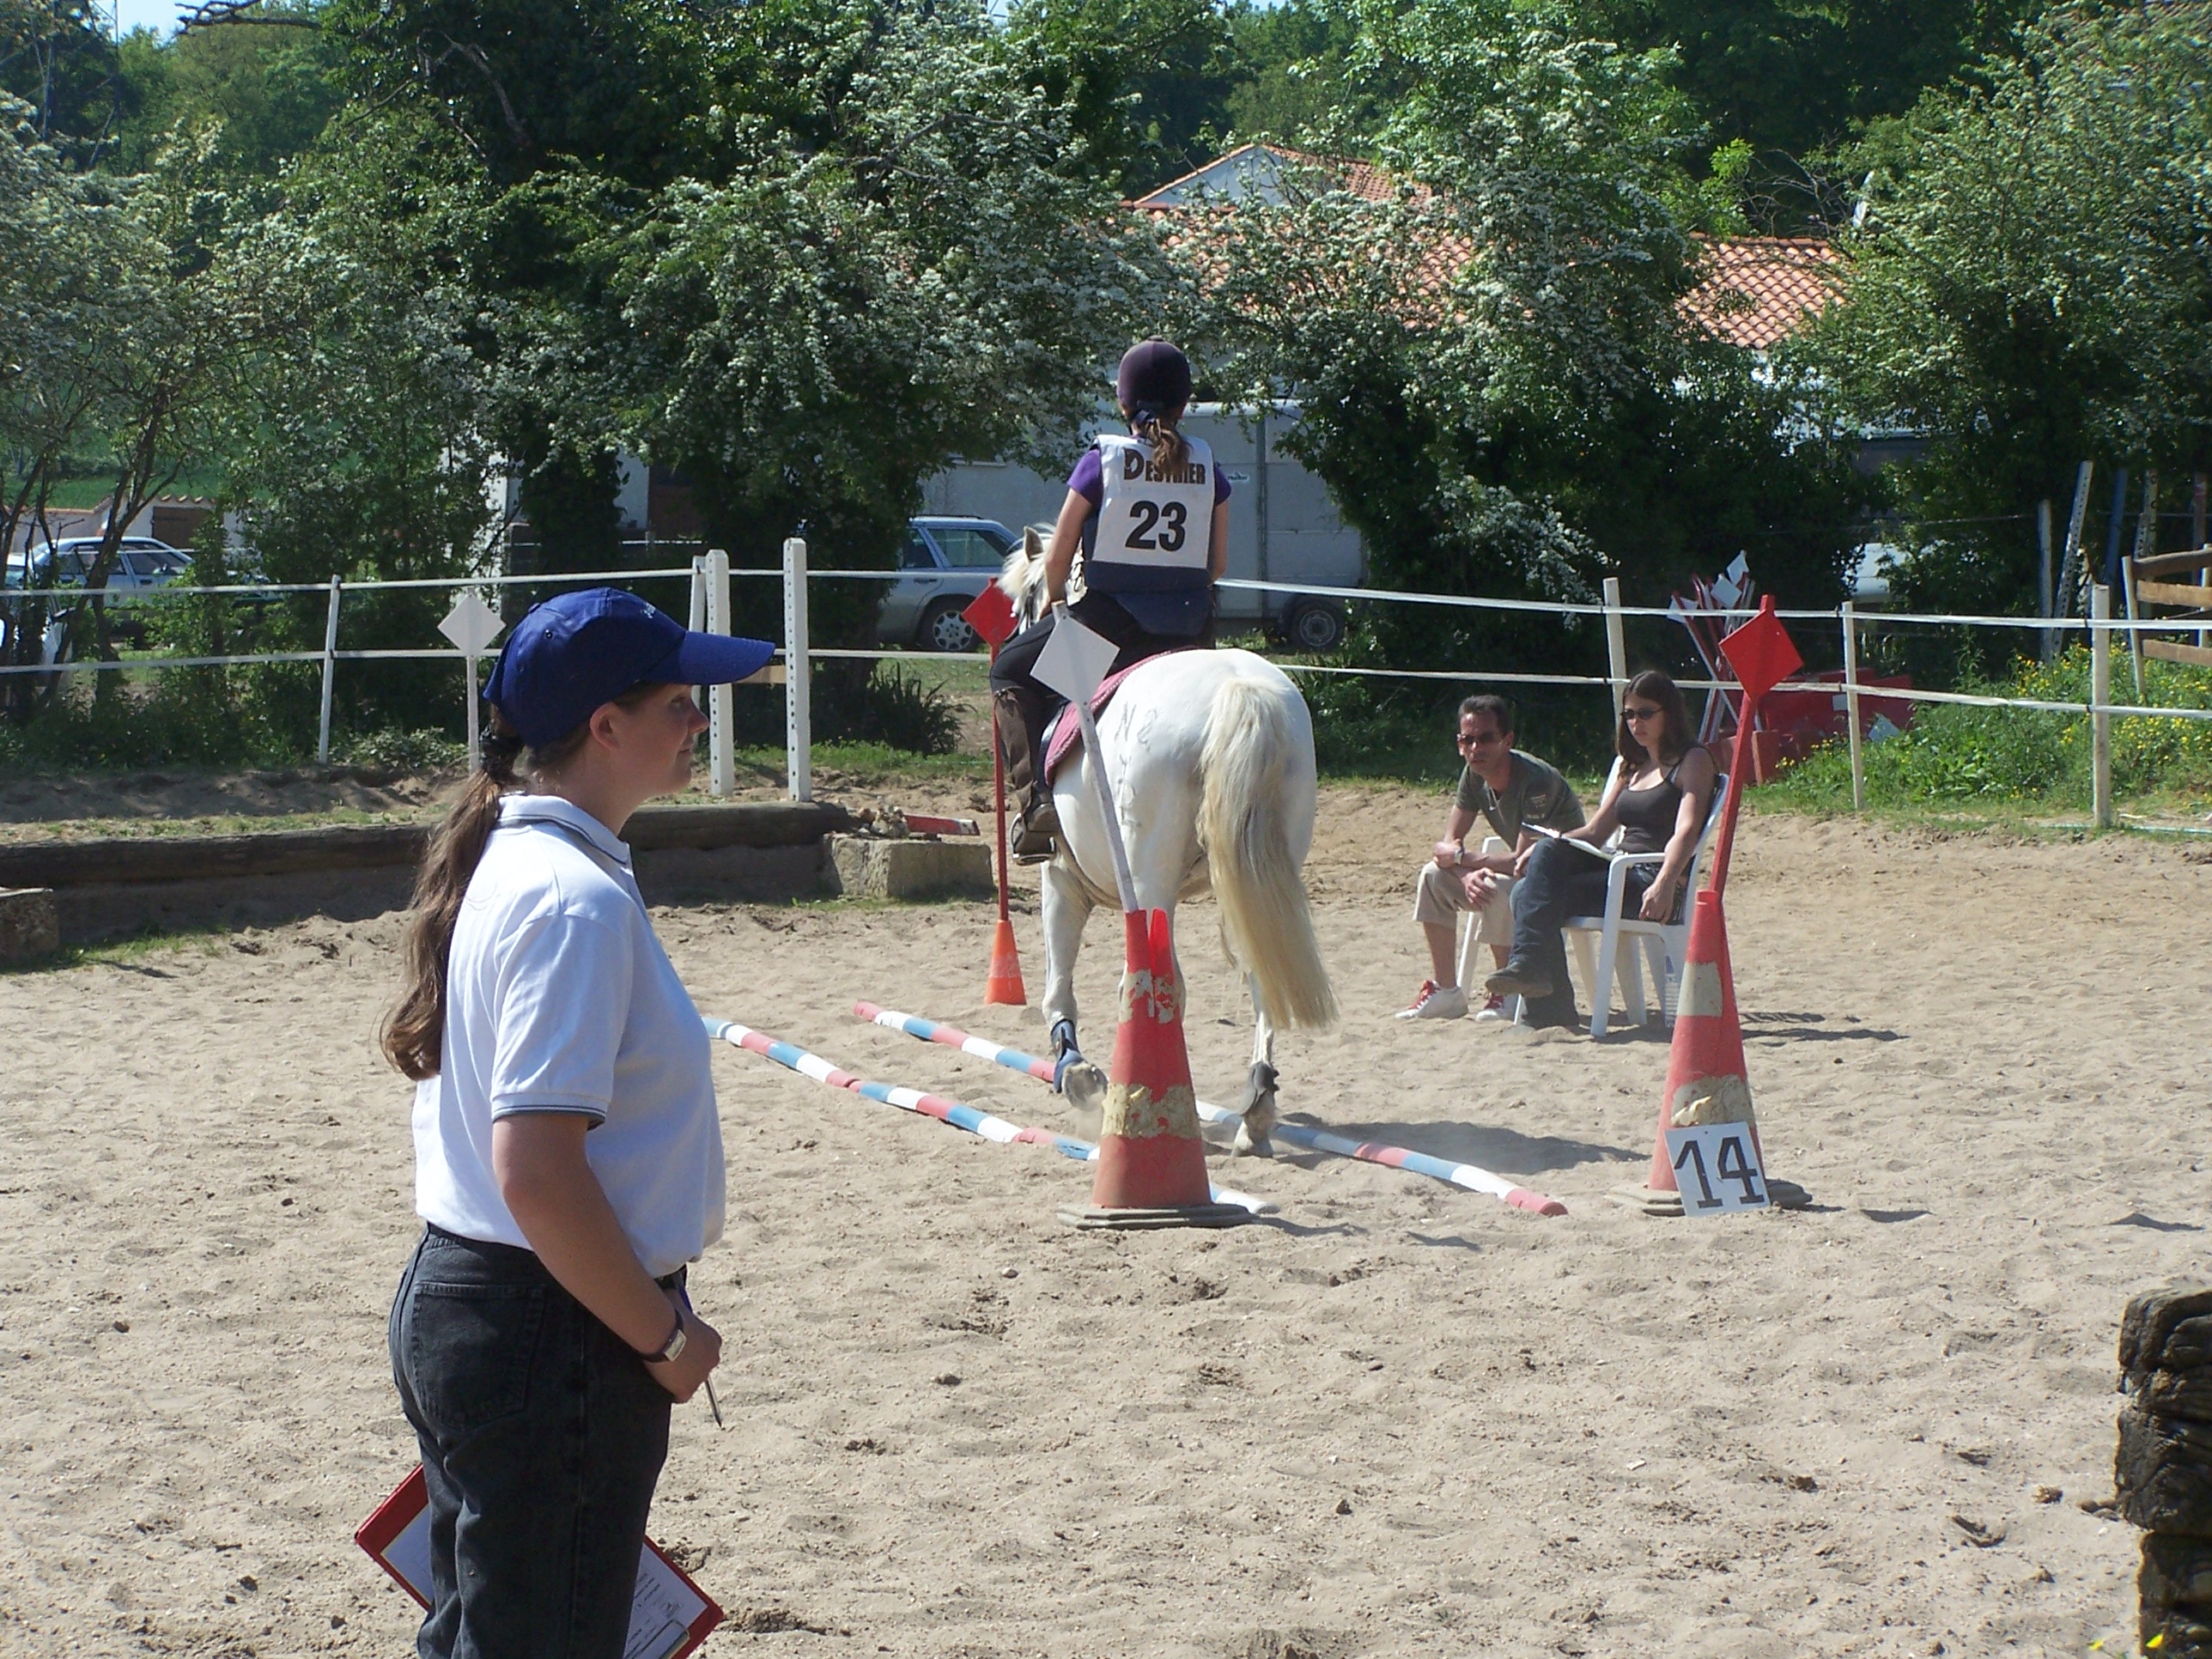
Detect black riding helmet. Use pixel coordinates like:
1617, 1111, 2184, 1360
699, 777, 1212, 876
1115, 339, 1192, 419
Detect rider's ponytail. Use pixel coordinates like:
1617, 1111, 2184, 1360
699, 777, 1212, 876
1130, 405, 1189, 475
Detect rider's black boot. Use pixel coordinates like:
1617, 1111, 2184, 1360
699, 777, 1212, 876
993, 687, 1060, 860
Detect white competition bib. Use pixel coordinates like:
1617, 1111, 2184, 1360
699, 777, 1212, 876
1092, 434, 1214, 571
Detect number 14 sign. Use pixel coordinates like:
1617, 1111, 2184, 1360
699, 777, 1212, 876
1663, 1123, 1770, 1214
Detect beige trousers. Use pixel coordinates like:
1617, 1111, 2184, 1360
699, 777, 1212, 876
1412, 836, 1516, 946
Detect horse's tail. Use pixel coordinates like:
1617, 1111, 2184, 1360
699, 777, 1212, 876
1199, 671, 1337, 1030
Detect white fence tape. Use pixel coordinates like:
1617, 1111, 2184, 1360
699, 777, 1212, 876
8, 563, 2207, 823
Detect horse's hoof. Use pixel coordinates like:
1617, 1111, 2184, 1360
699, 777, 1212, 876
1231, 1124, 1274, 1158
1060, 1060, 1107, 1113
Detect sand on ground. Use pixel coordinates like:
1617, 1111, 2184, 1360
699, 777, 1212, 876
3, 785, 2208, 1657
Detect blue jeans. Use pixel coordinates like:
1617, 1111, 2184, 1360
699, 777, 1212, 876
1506, 839, 1654, 1028
388, 1225, 673, 1659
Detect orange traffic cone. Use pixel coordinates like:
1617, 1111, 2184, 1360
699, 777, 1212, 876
1060, 908, 1247, 1229
984, 917, 1026, 1006
1614, 890, 1806, 1214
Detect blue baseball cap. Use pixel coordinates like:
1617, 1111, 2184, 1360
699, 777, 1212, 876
484, 587, 775, 748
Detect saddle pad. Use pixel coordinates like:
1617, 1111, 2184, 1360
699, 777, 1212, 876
1042, 650, 1197, 783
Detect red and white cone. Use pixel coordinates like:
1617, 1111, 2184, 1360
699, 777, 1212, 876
1614, 890, 1806, 1213
1060, 908, 1249, 1230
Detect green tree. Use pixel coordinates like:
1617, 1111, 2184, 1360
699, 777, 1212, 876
0, 103, 132, 719
0, 0, 126, 161
1004, 0, 1238, 195
1222, 0, 1370, 149
1563, 0, 2039, 209
1808, 3, 2212, 633
113, 7, 345, 179
602, 0, 1156, 648
213, 105, 500, 744
1190, 0, 1864, 708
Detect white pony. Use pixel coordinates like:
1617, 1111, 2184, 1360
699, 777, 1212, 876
1000, 528, 1337, 1155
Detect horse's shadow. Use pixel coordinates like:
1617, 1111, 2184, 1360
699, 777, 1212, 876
1267, 1114, 1640, 1178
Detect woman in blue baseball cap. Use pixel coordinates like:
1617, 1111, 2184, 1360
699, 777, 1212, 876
380, 587, 772, 1658
988, 337, 1231, 859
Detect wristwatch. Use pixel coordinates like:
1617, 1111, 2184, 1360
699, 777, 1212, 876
641, 1315, 687, 1366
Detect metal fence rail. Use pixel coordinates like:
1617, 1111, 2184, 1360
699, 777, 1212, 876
5, 551, 2200, 830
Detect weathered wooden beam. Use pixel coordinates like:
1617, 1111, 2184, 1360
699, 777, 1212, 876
0, 799, 854, 891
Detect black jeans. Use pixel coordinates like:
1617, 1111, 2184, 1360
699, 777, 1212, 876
388, 1224, 673, 1659
1506, 839, 1656, 1028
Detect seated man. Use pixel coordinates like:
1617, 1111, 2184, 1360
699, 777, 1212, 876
1397, 694, 1584, 1021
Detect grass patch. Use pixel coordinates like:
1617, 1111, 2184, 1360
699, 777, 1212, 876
738, 741, 990, 786
0, 925, 234, 976
1760, 647, 2212, 818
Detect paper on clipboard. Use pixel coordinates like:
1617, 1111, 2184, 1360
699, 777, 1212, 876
356, 1467, 723, 1659
1523, 822, 1612, 860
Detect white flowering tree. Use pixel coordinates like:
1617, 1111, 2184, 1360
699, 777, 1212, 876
598, 0, 1158, 646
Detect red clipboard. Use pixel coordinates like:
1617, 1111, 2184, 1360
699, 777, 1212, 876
357, 1467, 724, 1659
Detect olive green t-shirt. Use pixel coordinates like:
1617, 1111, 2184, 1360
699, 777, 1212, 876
1455, 750, 1584, 845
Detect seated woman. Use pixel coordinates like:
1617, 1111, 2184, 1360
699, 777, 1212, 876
988, 337, 1231, 860
1486, 669, 1716, 1030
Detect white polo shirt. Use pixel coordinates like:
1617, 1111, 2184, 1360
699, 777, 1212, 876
412, 793, 725, 1279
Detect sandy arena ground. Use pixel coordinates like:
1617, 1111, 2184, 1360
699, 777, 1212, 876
3, 784, 2209, 1657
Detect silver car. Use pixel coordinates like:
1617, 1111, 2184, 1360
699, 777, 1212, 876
875, 517, 1016, 653
3, 536, 191, 653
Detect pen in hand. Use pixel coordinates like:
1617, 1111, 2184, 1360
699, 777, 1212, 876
678, 1285, 726, 1429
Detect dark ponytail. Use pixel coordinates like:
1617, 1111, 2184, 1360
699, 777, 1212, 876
382, 710, 587, 1080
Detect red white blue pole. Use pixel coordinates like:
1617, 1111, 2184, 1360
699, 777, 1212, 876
854, 1002, 1062, 1086
705, 1017, 1273, 1214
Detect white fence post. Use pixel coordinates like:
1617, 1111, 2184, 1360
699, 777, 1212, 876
783, 536, 811, 802
316, 574, 342, 764
2091, 583, 2113, 830
464, 652, 481, 774
1841, 600, 1864, 812
688, 555, 708, 719
705, 549, 733, 799
1601, 576, 1627, 721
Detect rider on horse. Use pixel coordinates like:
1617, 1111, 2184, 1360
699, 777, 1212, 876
989, 338, 1231, 860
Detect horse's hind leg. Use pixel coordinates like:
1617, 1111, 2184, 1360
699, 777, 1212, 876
1042, 856, 1104, 1110
1231, 974, 1279, 1158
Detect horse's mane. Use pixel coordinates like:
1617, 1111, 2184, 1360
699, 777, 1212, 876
1000, 524, 1054, 628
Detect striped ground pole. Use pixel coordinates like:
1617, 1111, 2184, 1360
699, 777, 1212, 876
703, 1017, 1274, 1215
1192, 1101, 1568, 1216
852, 1003, 1566, 1217
853, 1002, 1061, 1086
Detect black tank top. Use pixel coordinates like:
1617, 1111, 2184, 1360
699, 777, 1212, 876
1615, 758, 1688, 855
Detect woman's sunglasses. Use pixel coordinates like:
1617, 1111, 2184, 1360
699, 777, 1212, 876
1623, 705, 1663, 724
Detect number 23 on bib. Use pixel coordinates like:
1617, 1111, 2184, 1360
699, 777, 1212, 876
1092, 434, 1214, 573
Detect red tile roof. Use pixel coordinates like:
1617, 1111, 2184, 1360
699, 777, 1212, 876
1137, 147, 1840, 349
1680, 236, 1839, 350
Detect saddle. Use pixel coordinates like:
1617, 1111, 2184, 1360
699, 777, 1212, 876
1041, 649, 1196, 784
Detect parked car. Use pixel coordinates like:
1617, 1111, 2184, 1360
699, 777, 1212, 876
876, 517, 1017, 652
3, 535, 191, 650
5, 536, 191, 594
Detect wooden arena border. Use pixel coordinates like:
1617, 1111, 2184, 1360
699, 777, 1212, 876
0, 799, 855, 945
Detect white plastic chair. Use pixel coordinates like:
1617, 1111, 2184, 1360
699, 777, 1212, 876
1455, 761, 1728, 1037
1561, 765, 1728, 1037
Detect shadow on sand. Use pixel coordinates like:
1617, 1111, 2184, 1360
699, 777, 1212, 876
1268, 1115, 1640, 1178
